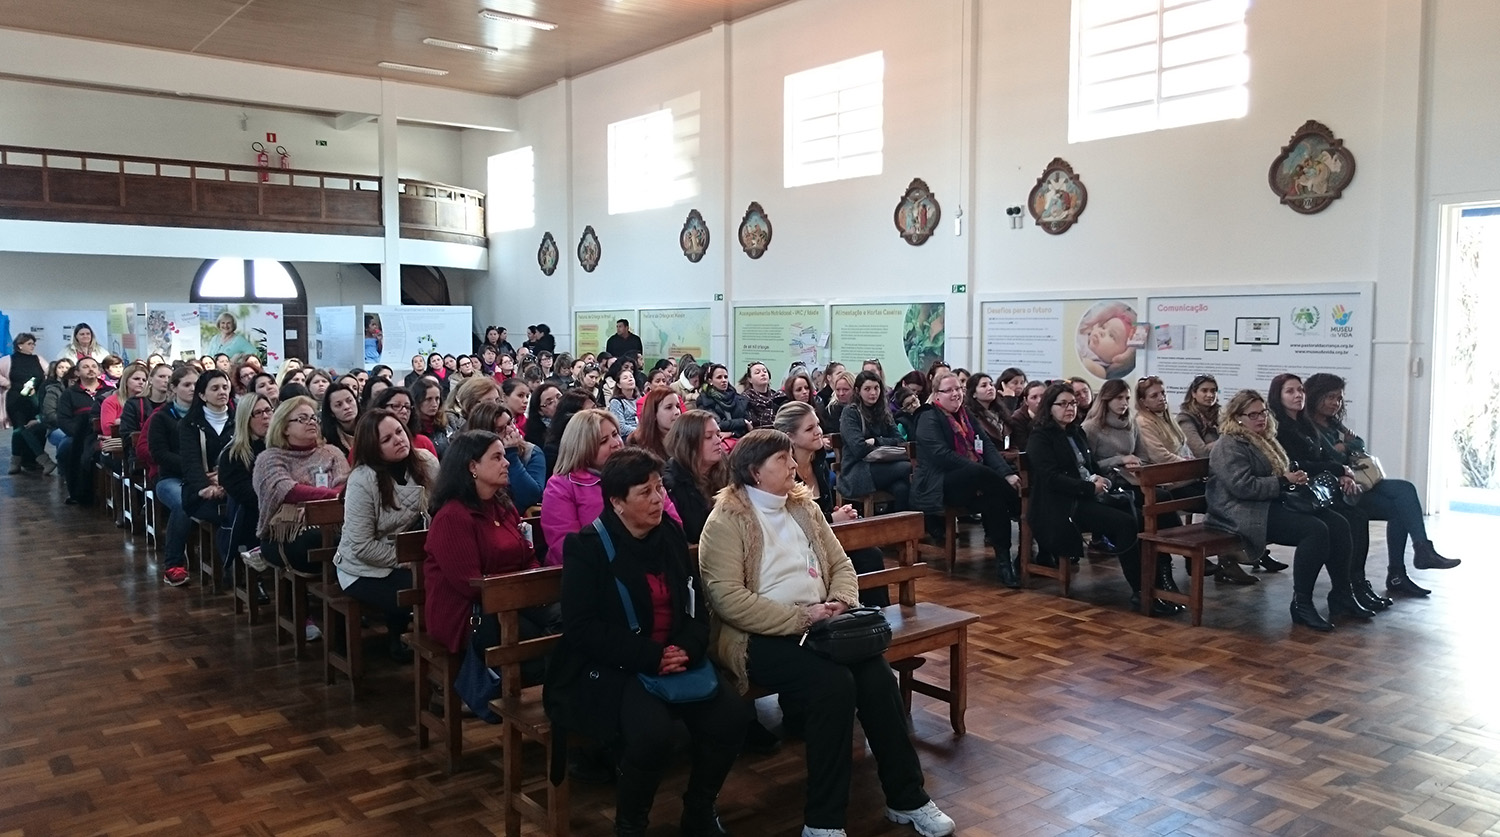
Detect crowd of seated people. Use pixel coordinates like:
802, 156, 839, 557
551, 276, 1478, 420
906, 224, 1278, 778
9, 321, 1473, 837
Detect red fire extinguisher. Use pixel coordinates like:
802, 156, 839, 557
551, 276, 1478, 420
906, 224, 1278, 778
252, 141, 269, 182
277, 145, 290, 170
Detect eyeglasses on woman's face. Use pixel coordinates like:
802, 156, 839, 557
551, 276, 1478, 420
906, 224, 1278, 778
250, 407, 274, 418
288, 413, 320, 426
1052, 398, 1078, 410
1240, 409, 1269, 420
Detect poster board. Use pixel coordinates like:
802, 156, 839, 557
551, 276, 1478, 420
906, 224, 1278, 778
136, 303, 203, 364
637, 307, 711, 368
1141, 286, 1371, 418
197, 303, 285, 372
574, 310, 636, 357
830, 302, 946, 379
362, 305, 473, 370
0, 308, 109, 362
107, 304, 139, 361
313, 306, 360, 372
979, 296, 1143, 383
732, 304, 827, 375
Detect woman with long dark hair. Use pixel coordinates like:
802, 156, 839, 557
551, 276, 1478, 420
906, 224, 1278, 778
698, 363, 750, 437
963, 372, 1009, 447
838, 370, 912, 512
1175, 374, 1222, 458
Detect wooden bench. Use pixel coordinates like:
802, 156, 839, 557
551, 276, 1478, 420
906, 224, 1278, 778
271, 499, 340, 660
1013, 453, 1074, 595
232, 545, 269, 626
1134, 459, 1241, 626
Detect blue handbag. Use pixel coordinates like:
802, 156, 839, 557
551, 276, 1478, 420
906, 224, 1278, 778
453, 603, 502, 724
592, 519, 719, 704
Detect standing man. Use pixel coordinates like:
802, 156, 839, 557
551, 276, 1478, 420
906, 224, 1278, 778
606, 319, 643, 359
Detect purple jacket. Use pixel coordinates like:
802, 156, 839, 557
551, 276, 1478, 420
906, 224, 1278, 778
540, 469, 682, 566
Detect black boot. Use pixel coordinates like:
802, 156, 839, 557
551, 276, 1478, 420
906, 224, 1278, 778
680, 733, 738, 837
1129, 592, 1178, 617
1256, 550, 1289, 573
1327, 588, 1376, 621
997, 553, 1019, 588
1290, 598, 1334, 631
1413, 541, 1461, 570
1156, 558, 1182, 595
1386, 571, 1431, 597
1352, 578, 1391, 611
614, 763, 662, 837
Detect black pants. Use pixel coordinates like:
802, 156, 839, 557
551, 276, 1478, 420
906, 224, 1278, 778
867, 460, 912, 511
1266, 503, 1352, 600
1073, 496, 1142, 592
342, 567, 414, 634
747, 634, 928, 829
1356, 478, 1427, 571
616, 673, 748, 804
942, 462, 1018, 556
62, 433, 95, 503
260, 528, 326, 575
848, 546, 890, 607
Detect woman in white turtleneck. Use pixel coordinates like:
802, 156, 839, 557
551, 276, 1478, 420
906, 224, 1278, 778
698, 429, 956, 837
179, 369, 235, 556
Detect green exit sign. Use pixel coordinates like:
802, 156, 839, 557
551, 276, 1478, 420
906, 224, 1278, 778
951, 284, 967, 294
315, 140, 328, 146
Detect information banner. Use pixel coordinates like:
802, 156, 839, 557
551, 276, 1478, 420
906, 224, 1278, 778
313, 306, 360, 373
830, 303, 945, 379
198, 303, 285, 371
363, 305, 473, 370
1142, 288, 1370, 419
574, 310, 636, 357
979, 297, 1143, 383
638, 308, 711, 368
107, 304, 139, 361
733, 305, 827, 375
140, 303, 202, 364
0, 309, 110, 361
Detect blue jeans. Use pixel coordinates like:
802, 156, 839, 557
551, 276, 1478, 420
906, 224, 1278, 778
155, 478, 191, 569
47, 427, 66, 449
1357, 478, 1427, 570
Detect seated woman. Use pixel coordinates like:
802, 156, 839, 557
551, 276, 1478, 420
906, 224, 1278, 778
963, 372, 1010, 448
522, 381, 562, 448
699, 429, 956, 837
1027, 383, 1168, 612
548, 448, 748, 837
699, 363, 751, 437
542, 387, 599, 478
822, 370, 856, 433
607, 371, 641, 439
1004, 380, 1048, 453
776, 401, 889, 607
449, 375, 501, 430
424, 430, 554, 669
411, 377, 459, 457
629, 385, 682, 460
465, 401, 547, 509
661, 410, 730, 544
996, 367, 1026, 414
100, 363, 147, 445
304, 369, 332, 403
782, 370, 832, 442
913, 371, 1018, 586
319, 382, 361, 456
251, 372, 281, 408
219, 393, 271, 586
1303, 372, 1459, 596
500, 379, 531, 434
253, 396, 350, 643
1175, 374, 1223, 458
149, 366, 200, 586
1206, 389, 1369, 631
1269, 373, 1380, 608
5, 333, 50, 474
541, 408, 680, 566
335, 408, 439, 663
178, 370, 235, 558
838, 371, 913, 513
672, 360, 702, 410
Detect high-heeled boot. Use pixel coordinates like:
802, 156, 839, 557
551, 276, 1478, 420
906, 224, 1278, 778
614, 763, 663, 837
680, 731, 737, 837
1352, 578, 1391, 611
1413, 541, 1460, 570
1386, 570, 1431, 597
1327, 587, 1376, 621
1154, 559, 1186, 612
1290, 597, 1334, 631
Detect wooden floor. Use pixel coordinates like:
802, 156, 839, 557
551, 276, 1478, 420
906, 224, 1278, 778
1, 471, 1497, 837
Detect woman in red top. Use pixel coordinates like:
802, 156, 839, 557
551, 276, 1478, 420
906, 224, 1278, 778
424, 430, 556, 657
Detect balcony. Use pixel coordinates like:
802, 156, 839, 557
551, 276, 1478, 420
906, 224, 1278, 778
0, 145, 485, 246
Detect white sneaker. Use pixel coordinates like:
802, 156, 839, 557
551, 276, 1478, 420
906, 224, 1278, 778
801, 827, 847, 837
887, 801, 956, 837
304, 620, 322, 642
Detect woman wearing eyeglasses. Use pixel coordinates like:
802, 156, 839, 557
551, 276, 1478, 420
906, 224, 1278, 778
913, 370, 1020, 586
1027, 383, 1166, 613
220, 393, 273, 584
1206, 389, 1366, 631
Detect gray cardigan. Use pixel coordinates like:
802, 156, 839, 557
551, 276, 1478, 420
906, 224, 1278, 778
334, 450, 438, 581
1083, 413, 1148, 473
1205, 434, 1282, 557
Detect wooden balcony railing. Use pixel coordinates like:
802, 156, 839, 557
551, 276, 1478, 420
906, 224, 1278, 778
0, 145, 485, 245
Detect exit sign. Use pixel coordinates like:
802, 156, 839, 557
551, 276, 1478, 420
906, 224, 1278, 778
265, 132, 277, 142
951, 284, 967, 294
315, 140, 328, 147
714, 293, 724, 301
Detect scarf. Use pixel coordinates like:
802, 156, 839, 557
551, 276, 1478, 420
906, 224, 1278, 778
252, 444, 352, 537
944, 407, 980, 463
1181, 402, 1220, 437
743, 387, 783, 426
1139, 407, 1187, 452
700, 384, 737, 412
1219, 414, 1290, 476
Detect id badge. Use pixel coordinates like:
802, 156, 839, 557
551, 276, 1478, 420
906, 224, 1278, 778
974, 438, 984, 456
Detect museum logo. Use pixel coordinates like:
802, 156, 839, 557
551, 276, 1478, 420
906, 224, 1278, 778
1291, 305, 1320, 333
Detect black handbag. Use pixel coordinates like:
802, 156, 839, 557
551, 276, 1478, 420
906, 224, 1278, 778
1280, 473, 1336, 514
800, 606, 892, 665
454, 603, 502, 724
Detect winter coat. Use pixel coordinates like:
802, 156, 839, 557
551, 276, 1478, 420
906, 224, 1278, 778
540, 468, 681, 566
699, 387, 751, 436
910, 404, 1012, 514
1205, 434, 1282, 558
838, 402, 906, 499
1025, 421, 1105, 558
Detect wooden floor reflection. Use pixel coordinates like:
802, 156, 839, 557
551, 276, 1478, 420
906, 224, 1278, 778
1, 472, 1495, 836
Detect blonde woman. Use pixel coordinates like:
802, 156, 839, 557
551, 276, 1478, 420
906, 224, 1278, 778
58, 322, 109, 363
204, 312, 257, 357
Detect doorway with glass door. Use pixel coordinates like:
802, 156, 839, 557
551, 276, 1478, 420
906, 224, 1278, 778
1435, 203, 1500, 515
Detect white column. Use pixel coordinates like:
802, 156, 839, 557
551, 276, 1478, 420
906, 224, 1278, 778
379, 81, 402, 306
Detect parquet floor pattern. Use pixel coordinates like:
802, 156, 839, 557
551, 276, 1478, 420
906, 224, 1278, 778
1, 471, 1497, 836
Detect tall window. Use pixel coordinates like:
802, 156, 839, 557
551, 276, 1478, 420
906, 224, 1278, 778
784, 51, 884, 188
608, 109, 676, 215
190, 259, 308, 361
488, 146, 536, 233
1070, 0, 1249, 143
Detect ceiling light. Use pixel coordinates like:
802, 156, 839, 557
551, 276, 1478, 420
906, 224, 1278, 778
377, 61, 450, 76
423, 37, 503, 56
478, 9, 558, 30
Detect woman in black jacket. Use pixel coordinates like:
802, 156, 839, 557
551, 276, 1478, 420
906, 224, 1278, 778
149, 366, 201, 587
1026, 382, 1171, 614
547, 448, 747, 837
837, 371, 912, 511
219, 392, 272, 585
179, 370, 235, 541
697, 363, 750, 437
660, 410, 729, 544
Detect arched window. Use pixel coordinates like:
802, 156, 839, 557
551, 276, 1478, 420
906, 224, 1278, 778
190, 259, 309, 363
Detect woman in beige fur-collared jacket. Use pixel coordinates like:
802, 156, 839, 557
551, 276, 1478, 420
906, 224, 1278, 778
698, 429, 955, 837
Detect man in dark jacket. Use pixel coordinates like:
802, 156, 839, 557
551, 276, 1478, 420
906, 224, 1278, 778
606, 319, 644, 359
57, 357, 112, 504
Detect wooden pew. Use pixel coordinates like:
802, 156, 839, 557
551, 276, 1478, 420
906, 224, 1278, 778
833, 511, 979, 735
1013, 452, 1073, 595
271, 498, 340, 659
1134, 459, 1241, 626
